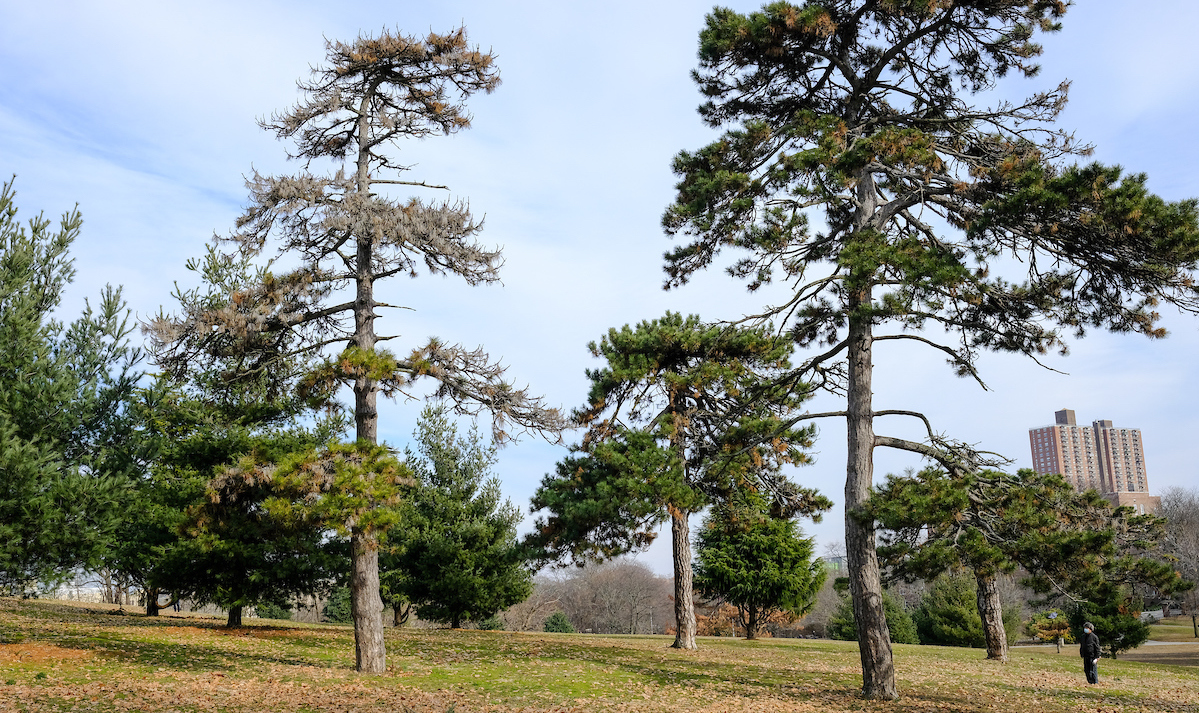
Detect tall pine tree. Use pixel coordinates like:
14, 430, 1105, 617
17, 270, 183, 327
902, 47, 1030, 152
149, 29, 564, 672
664, 2, 1199, 697
0, 179, 141, 590
530, 313, 817, 649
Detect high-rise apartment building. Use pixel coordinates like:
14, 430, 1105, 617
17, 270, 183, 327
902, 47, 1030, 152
1028, 409, 1159, 513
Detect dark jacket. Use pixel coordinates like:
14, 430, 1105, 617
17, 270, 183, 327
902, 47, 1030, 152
1080, 630, 1101, 660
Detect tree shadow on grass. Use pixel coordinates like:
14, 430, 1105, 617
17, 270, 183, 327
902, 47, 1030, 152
395, 633, 867, 702
1, 599, 370, 676
47, 634, 330, 672
385, 631, 1199, 713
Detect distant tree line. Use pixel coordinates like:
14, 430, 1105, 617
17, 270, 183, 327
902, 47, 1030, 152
506, 561, 672, 636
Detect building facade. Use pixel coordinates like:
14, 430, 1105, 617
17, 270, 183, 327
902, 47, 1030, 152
1028, 409, 1160, 513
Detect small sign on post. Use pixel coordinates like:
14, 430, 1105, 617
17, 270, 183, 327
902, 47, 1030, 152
1048, 612, 1062, 653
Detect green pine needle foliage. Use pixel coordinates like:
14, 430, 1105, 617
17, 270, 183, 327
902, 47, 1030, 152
254, 600, 294, 621
382, 406, 532, 629
543, 612, 576, 634
828, 589, 918, 645
323, 586, 353, 624
1067, 588, 1151, 659
0, 178, 142, 590
528, 312, 821, 567
694, 488, 827, 639
912, 573, 1021, 648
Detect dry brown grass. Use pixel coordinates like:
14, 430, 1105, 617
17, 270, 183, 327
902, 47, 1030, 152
1, 598, 1197, 712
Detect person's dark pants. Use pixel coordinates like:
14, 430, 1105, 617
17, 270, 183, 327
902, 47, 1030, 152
1084, 659, 1098, 684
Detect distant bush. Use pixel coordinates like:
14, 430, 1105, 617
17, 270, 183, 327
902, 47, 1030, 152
828, 590, 918, 644
913, 573, 1021, 648
476, 615, 504, 631
322, 587, 352, 624
1026, 609, 1073, 644
914, 574, 983, 647
544, 612, 575, 633
255, 600, 293, 621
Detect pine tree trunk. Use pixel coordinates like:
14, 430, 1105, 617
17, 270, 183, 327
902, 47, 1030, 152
347, 101, 386, 674
145, 588, 160, 617
352, 87, 379, 447
351, 531, 386, 673
669, 506, 697, 650
845, 282, 897, 700
353, 262, 378, 443
226, 605, 243, 628
975, 570, 1009, 662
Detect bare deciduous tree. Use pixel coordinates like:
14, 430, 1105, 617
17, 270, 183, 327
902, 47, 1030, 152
1159, 487, 1199, 617
541, 560, 672, 635
499, 575, 563, 632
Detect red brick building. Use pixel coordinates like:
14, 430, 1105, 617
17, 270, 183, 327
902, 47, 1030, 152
1028, 409, 1160, 514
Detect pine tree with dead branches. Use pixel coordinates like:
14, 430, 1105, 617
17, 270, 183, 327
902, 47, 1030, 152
149, 27, 565, 673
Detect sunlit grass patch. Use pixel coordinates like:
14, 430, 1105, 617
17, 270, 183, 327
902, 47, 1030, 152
1150, 616, 1199, 642
2, 597, 1198, 712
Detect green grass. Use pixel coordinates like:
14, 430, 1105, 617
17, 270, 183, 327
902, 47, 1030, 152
1, 598, 1197, 712
1150, 616, 1199, 642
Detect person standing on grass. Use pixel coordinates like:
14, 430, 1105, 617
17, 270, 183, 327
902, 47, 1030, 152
1080, 622, 1101, 684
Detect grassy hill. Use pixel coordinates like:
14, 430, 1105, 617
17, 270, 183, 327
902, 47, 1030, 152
1, 598, 1197, 712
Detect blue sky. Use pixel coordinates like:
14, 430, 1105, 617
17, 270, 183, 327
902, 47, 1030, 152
3, 0, 1198, 573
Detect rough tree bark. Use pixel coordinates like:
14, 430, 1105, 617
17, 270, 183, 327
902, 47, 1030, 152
669, 506, 696, 650
348, 111, 387, 672
976, 571, 1008, 662
350, 531, 386, 673
144, 588, 179, 618
352, 93, 379, 447
669, 410, 698, 650
226, 605, 243, 628
846, 285, 896, 700
843, 169, 896, 699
